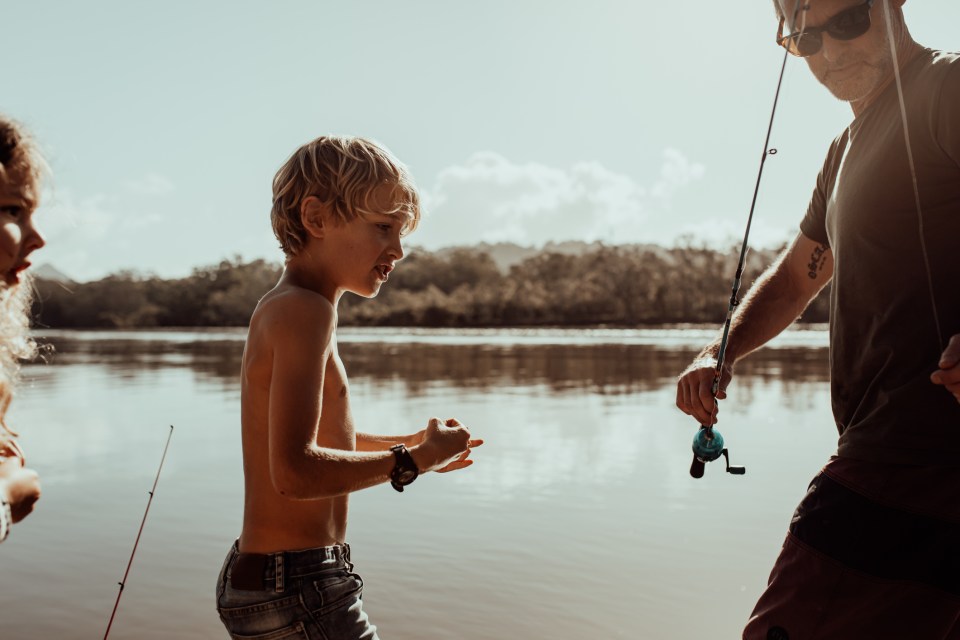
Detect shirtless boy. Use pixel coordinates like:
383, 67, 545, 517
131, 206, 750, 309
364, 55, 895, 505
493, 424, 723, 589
216, 136, 482, 640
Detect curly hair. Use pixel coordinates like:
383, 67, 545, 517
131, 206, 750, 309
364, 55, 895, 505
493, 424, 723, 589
0, 116, 44, 209
0, 115, 45, 434
270, 136, 421, 256
0, 278, 40, 435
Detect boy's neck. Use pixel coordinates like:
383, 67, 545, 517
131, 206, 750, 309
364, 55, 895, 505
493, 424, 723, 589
281, 258, 341, 304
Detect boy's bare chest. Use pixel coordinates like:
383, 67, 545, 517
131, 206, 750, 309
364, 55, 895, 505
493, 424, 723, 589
317, 350, 355, 447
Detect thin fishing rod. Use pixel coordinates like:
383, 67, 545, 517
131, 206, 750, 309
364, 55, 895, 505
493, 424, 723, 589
707, 44, 794, 425
691, 3, 806, 478
104, 425, 174, 639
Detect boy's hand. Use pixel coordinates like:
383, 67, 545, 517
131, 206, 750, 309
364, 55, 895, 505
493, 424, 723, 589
0, 456, 41, 523
0, 432, 24, 462
931, 334, 960, 403
435, 419, 484, 473
406, 428, 427, 448
410, 418, 483, 473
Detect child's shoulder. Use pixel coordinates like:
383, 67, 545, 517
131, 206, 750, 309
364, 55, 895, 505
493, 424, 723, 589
250, 285, 336, 344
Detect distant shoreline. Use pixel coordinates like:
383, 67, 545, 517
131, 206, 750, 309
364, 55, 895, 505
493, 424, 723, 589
32, 324, 830, 349
31, 245, 831, 330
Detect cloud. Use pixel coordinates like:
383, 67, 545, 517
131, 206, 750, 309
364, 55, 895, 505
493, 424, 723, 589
124, 172, 175, 197
41, 189, 116, 240
415, 149, 705, 248
34, 187, 169, 281
34, 189, 118, 280
651, 147, 706, 203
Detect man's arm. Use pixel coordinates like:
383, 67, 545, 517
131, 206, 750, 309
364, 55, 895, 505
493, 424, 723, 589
265, 292, 473, 500
676, 232, 834, 425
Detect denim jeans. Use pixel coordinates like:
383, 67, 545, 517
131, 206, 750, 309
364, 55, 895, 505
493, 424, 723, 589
216, 540, 379, 639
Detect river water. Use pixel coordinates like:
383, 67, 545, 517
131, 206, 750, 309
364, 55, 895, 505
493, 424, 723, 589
0, 327, 837, 639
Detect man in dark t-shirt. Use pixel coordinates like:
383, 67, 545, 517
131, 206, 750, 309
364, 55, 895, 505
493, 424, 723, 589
676, 1, 960, 637
801, 47, 960, 465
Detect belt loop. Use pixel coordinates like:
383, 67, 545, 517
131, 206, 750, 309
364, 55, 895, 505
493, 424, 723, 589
275, 553, 284, 593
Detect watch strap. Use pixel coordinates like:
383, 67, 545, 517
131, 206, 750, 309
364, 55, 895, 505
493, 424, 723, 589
389, 444, 419, 492
0, 496, 11, 543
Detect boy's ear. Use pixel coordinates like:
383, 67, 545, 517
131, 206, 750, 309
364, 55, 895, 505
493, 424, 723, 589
300, 196, 328, 239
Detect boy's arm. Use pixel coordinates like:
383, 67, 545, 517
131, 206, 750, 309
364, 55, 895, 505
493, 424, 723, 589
265, 294, 472, 499
356, 431, 485, 462
355, 432, 420, 452
676, 232, 833, 425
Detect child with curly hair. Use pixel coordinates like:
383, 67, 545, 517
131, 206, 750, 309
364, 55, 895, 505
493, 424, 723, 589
0, 115, 47, 543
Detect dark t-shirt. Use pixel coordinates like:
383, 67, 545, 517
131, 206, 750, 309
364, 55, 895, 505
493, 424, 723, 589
800, 49, 960, 465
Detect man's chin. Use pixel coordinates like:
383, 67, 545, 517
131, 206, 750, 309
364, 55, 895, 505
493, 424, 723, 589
819, 77, 872, 103
817, 63, 890, 104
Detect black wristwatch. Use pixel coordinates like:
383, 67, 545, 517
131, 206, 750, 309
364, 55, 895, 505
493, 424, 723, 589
389, 444, 419, 492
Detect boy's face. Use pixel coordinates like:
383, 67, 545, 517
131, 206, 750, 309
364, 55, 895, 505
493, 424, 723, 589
320, 184, 409, 299
0, 170, 44, 287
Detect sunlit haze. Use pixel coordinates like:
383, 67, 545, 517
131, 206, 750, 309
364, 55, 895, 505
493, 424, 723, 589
5, 1, 956, 280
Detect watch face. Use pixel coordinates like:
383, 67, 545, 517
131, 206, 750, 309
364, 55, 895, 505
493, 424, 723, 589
397, 469, 417, 484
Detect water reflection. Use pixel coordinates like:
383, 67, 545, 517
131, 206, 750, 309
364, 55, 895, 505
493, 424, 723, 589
35, 334, 245, 388
36, 330, 829, 399
5, 329, 839, 639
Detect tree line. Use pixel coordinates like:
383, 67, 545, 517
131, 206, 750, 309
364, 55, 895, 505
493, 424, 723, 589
32, 244, 830, 329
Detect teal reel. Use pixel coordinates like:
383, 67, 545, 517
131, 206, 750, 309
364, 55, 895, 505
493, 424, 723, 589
690, 426, 746, 478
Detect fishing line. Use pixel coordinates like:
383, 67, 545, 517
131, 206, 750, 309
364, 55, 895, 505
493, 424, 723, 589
104, 425, 174, 639
881, 0, 945, 354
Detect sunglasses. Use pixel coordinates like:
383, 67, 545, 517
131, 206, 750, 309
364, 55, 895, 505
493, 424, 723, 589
776, 0, 874, 57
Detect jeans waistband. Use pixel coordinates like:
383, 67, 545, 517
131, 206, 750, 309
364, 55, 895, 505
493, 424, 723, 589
228, 540, 352, 592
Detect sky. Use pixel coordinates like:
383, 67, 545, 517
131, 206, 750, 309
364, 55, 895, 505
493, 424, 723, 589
4, 1, 957, 281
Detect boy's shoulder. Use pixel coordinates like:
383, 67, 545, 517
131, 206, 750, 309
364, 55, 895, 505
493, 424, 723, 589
250, 284, 337, 347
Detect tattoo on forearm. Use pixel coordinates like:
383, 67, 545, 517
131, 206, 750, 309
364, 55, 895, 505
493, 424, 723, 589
807, 243, 828, 279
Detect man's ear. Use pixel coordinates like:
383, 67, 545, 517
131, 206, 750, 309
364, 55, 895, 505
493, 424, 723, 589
300, 196, 327, 239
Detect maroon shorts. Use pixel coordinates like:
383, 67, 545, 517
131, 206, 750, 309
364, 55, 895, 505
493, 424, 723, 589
744, 457, 960, 640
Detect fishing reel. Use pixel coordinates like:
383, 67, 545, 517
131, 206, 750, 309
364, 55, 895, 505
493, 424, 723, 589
690, 426, 746, 479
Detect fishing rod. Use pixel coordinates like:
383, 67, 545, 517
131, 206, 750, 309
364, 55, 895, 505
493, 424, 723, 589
690, 4, 807, 479
104, 425, 174, 639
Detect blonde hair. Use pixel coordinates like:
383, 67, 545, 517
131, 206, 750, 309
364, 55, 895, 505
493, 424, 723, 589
0, 115, 44, 434
271, 136, 421, 256
0, 279, 39, 435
